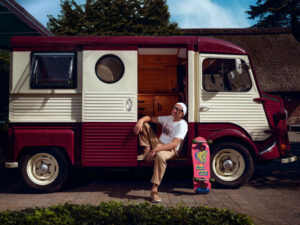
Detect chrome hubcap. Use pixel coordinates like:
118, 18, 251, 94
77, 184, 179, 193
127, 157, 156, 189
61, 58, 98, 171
39, 162, 50, 174
223, 159, 234, 170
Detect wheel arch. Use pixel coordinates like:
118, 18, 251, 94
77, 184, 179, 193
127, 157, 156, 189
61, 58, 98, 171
10, 127, 76, 165
18, 146, 72, 166
208, 130, 258, 161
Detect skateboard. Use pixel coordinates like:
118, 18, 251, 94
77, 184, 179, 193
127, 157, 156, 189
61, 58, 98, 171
191, 137, 214, 194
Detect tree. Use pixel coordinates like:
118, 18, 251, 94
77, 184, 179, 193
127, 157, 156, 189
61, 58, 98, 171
246, 0, 300, 41
47, 0, 182, 36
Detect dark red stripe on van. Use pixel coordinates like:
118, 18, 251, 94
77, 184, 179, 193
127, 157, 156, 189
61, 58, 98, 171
81, 122, 137, 167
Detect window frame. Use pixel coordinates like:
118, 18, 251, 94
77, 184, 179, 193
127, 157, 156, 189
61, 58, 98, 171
202, 57, 252, 93
30, 52, 77, 89
95, 54, 125, 84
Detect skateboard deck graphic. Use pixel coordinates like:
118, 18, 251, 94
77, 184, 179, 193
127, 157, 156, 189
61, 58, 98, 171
192, 137, 212, 194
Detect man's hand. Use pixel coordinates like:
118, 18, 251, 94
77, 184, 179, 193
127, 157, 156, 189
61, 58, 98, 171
146, 149, 157, 161
134, 121, 143, 134
134, 116, 152, 135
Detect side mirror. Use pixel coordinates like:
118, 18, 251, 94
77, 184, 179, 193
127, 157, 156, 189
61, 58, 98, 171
273, 108, 288, 126
235, 59, 242, 74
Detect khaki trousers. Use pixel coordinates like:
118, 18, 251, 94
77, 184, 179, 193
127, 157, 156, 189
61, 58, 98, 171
138, 123, 177, 185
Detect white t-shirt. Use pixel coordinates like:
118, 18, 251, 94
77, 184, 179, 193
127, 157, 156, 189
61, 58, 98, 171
158, 115, 188, 151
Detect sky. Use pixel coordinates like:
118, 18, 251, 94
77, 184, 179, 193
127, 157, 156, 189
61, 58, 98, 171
16, 0, 258, 29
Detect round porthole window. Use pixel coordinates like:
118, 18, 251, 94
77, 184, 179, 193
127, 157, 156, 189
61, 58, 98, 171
95, 54, 125, 83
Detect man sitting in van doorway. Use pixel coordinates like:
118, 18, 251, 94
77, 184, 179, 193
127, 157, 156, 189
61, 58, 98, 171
134, 102, 188, 203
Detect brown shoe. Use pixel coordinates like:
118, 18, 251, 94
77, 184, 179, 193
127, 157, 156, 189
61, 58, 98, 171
150, 191, 162, 203
137, 147, 150, 161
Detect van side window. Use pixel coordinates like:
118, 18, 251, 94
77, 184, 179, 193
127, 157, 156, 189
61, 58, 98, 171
95, 54, 124, 83
202, 58, 251, 92
30, 52, 76, 89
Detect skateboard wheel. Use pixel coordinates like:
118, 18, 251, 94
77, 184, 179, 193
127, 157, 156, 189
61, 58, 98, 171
207, 140, 213, 145
209, 178, 215, 183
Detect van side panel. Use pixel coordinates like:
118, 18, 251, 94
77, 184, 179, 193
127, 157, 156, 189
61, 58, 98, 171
81, 50, 138, 166
9, 95, 81, 122
81, 122, 137, 167
9, 124, 78, 164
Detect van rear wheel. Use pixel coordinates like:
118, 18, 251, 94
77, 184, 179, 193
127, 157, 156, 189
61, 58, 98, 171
211, 142, 254, 188
20, 149, 70, 192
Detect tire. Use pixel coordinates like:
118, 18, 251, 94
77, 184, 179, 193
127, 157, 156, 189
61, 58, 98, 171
19, 149, 70, 192
211, 142, 254, 188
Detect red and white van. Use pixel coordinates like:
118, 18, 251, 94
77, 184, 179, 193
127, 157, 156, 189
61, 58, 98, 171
5, 36, 294, 192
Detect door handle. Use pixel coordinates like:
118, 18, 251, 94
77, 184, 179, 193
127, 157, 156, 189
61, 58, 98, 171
253, 98, 265, 103
199, 107, 209, 112
126, 98, 133, 111
157, 103, 162, 112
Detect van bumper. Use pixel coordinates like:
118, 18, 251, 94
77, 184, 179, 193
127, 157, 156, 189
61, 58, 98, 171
281, 154, 297, 164
5, 162, 18, 168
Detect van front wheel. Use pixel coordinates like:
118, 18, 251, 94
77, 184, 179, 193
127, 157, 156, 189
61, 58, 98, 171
211, 142, 254, 187
20, 149, 70, 192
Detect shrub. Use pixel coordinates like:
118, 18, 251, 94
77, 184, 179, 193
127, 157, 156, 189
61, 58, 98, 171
0, 201, 253, 225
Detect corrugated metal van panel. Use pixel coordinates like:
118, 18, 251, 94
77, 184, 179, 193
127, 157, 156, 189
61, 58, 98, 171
9, 95, 81, 122
83, 92, 137, 122
81, 122, 137, 167
200, 92, 270, 141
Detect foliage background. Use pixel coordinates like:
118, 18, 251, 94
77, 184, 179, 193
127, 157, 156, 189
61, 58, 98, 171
247, 0, 300, 41
47, 0, 182, 36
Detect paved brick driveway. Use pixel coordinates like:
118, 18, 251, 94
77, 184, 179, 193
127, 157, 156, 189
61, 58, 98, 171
0, 133, 299, 225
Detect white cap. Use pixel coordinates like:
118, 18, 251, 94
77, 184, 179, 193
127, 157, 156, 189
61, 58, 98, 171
176, 102, 187, 116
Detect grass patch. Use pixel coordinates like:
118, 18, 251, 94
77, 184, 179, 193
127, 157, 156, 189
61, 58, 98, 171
0, 201, 253, 225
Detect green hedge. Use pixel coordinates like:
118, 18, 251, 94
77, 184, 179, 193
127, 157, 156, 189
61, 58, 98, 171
0, 202, 253, 225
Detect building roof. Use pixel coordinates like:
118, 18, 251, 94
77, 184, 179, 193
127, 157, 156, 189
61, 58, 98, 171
183, 28, 300, 92
0, 0, 53, 49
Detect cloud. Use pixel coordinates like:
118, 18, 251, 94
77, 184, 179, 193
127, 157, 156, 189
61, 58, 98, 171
167, 0, 251, 28
16, 0, 61, 26
16, 0, 85, 26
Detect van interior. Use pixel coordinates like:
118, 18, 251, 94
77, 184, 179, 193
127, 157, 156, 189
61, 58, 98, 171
137, 47, 188, 159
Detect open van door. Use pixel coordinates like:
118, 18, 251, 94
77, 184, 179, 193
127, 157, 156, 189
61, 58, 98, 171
81, 48, 138, 167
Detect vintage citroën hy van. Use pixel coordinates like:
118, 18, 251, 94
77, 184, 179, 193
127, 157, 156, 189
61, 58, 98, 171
5, 36, 294, 191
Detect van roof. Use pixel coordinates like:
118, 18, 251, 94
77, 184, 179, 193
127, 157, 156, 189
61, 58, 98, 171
10, 36, 246, 55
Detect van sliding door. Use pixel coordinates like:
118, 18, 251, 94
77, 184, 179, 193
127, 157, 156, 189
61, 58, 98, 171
81, 48, 138, 167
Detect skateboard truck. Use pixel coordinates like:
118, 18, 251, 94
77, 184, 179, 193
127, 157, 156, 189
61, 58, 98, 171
194, 177, 215, 183
193, 177, 215, 194
192, 139, 207, 151
192, 139, 207, 145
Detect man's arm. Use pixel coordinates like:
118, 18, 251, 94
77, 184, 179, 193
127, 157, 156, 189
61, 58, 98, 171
134, 115, 159, 134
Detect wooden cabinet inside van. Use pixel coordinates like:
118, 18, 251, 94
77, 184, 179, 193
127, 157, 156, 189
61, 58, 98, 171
138, 55, 179, 117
